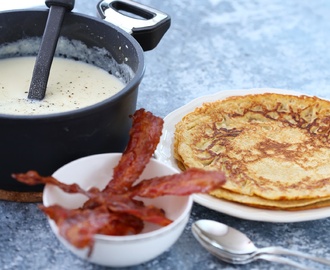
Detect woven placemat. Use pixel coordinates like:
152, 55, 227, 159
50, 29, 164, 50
0, 189, 42, 202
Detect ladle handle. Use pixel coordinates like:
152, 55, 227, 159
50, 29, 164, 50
46, 0, 75, 10
28, 0, 74, 100
97, 0, 170, 51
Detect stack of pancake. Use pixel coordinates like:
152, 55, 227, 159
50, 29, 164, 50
174, 93, 330, 210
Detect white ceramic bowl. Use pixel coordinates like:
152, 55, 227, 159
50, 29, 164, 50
43, 153, 193, 267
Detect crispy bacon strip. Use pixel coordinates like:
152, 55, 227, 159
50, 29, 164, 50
83, 194, 172, 226
40, 204, 144, 250
40, 205, 109, 250
12, 170, 100, 197
131, 168, 226, 198
105, 109, 164, 193
13, 170, 172, 226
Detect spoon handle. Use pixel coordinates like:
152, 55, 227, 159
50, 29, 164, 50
259, 246, 330, 266
257, 254, 313, 270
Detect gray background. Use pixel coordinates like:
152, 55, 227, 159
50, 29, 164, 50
1, 0, 330, 269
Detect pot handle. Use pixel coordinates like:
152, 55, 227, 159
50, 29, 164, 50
97, 0, 170, 51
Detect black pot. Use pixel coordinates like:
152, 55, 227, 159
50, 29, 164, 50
0, 0, 170, 200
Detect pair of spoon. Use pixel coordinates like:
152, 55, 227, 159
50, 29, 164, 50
192, 219, 330, 269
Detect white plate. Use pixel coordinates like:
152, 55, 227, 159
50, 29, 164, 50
155, 88, 330, 223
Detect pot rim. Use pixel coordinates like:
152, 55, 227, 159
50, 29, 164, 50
0, 9, 145, 121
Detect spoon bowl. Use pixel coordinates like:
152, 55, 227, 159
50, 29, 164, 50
192, 219, 257, 255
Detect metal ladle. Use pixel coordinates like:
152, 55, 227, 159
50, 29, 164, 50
192, 219, 330, 269
28, 0, 75, 100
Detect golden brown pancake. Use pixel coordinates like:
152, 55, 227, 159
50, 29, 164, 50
174, 93, 330, 208
209, 188, 330, 210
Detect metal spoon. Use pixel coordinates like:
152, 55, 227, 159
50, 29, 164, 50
192, 219, 330, 269
28, 0, 74, 100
